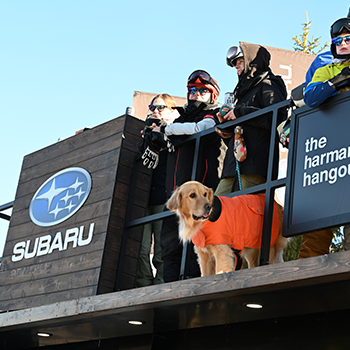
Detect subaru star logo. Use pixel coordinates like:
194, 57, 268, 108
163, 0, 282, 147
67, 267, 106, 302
29, 167, 92, 227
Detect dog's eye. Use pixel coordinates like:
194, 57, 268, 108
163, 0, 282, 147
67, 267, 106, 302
204, 192, 207, 197
190, 193, 196, 199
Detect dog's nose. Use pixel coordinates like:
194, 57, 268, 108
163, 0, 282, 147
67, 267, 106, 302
204, 202, 212, 212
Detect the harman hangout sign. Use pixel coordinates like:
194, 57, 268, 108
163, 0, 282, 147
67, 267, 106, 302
284, 93, 350, 236
12, 167, 95, 262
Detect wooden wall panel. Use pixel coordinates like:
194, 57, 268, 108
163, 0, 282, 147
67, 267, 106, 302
0, 268, 101, 300
17, 134, 123, 186
0, 250, 104, 285
0, 115, 150, 311
20, 117, 126, 170
97, 116, 152, 293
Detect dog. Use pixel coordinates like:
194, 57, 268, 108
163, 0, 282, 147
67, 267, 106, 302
167, 181, 287, 276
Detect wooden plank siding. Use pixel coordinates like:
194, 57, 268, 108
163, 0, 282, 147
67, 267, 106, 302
0, 115, 150, 311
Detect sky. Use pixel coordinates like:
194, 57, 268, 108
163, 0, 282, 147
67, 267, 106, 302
0, 1, 347, 256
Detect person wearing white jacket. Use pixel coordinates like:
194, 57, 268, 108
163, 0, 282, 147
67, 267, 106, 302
152, 70, 223, 282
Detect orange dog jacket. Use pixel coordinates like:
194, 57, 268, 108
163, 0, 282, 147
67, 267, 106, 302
192, 194, 280, 251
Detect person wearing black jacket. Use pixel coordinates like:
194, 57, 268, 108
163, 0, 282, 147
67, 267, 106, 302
215, 42, 287, 195
151, 70, 223, 282
137, 94, 179, 287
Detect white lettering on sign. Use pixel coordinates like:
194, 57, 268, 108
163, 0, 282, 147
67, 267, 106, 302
302, 136, 350, 187
11, 223, 95, 262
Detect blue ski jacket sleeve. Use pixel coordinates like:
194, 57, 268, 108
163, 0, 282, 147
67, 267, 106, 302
305, 51, 333, 85
304, 60, 350, 108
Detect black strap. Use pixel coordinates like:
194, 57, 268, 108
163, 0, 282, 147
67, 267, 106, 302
232, 248, 243, 270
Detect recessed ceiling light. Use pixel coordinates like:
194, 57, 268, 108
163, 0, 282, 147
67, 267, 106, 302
37, 332, 52, 337
128, 320, 144, 326
244, 303, 264, 309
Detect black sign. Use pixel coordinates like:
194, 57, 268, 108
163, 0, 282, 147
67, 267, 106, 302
284, 91, 350, 236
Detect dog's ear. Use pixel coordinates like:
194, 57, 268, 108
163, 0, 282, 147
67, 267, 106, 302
167, 187, 182, 211
207, 188, 214, 204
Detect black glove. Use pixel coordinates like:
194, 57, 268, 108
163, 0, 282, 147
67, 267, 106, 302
290, 83, 306, 108
141, 146, 159, 169
146, 132, 166, 152
145, 131, 175, 153
328, 66, 350, 90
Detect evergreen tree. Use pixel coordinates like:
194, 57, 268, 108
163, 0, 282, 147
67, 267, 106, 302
292, 12, 329, 54
283, 235, 302, 262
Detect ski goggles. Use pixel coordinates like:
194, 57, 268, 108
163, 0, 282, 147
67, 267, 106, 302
188, 87, 211, 96
148, 105, 167, 112
226, 46, 243, 67
332, 35, 350, 46
188, 70, 212, 85
331, 18, 350, 37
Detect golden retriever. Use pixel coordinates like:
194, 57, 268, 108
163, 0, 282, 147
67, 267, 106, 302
167, 181, 287, 276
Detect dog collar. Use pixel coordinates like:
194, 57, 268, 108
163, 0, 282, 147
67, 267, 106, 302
208, 196, 222, 222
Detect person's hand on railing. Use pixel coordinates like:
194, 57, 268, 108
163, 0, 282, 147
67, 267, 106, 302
329, 66, 350, 90
216, 104, 237, 123
145, 123, 175, 152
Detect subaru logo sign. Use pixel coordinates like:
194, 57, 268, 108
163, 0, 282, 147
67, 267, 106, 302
29, 167, 92, 227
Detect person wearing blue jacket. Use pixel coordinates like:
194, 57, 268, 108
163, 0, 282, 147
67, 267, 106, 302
304, 17, 350, 108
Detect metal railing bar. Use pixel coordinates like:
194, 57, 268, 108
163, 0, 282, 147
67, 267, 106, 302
0, 213, 11, 221
0, 201, 14, 211
125, 210, 174, 228
0, 201, 14, 222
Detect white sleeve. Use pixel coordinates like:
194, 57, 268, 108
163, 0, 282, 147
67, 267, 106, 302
164, 117, 216, 136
